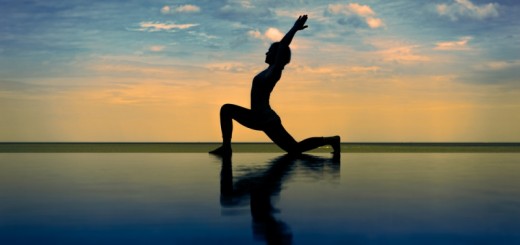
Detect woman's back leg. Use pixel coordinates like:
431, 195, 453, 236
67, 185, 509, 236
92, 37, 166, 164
264, 123, 341, 154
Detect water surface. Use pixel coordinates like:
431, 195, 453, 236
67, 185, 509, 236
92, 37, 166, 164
1, 153, 519, 244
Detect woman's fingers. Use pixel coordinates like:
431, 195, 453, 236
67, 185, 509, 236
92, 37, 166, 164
296, 15, 308, 30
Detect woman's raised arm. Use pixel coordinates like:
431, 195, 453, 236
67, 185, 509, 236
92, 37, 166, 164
280, 15, 308, 47
267, 15, 308, 73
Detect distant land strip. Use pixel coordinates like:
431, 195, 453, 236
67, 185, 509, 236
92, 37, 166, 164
1, 142, 520, 153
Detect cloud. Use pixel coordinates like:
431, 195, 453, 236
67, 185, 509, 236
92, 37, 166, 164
188, 31, 218, 40
216, 0, 274, 24
175, 4, 201, 13
377, 45, 431, 63
136, 21, 199, 32
435, 36, 473, 51
149, 45, 165, 52
274, 9, 328, 23
326, 3, 384, 29
205, 62, 250, 73
220, 0, 254, 11
367, 38, 431, 64
247, 30, 262, 39
248, 27, 283, 42
436, 0, 499, 21
264, 28, 284, 42
366, 17, 383, 29
329, 3, 375, 16
294, 65, 381, 75
160, 6, 170, 14
478, 60, 520, 71
161, 4, 200, 14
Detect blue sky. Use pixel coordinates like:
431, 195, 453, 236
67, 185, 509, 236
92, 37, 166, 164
1, 0, 519, 142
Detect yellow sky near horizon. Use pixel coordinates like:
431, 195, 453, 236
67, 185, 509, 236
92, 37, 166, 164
2, 59, 519, 142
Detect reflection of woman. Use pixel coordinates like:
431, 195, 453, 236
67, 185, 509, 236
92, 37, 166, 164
220, 154, 340, 244
210, 15, 340, 156
219, 154, 340, 244
219, 155, 295, 244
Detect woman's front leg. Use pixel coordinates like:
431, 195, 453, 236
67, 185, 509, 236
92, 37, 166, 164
210, 104, 257, 155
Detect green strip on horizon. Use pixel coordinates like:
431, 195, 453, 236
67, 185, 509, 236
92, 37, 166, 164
1, 143, 519, 153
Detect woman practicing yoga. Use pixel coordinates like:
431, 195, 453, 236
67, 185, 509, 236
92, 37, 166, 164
210, 15, 340, 156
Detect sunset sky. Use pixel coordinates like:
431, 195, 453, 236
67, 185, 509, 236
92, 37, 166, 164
1, 0, 519, 142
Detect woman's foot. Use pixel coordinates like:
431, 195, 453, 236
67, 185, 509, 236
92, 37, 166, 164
209, 145, 232, 156
330, 136, 341, 154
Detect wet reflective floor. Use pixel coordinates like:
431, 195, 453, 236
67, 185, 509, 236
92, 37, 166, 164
1, 153, 519, 244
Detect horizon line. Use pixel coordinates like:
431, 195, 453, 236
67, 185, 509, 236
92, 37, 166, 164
2, 142, 520, 144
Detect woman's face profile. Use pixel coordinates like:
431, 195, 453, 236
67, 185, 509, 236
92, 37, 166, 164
265, 46, 276, 64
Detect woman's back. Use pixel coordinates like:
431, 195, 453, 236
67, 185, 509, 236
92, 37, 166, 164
250, 68, 282, 112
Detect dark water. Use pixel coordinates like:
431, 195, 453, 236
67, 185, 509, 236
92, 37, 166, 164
1, 153, 519, 244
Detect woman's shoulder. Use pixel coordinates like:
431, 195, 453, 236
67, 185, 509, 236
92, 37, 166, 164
252, 67, 282, 87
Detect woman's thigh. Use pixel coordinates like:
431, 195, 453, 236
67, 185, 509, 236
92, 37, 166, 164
222, 104, 263, 130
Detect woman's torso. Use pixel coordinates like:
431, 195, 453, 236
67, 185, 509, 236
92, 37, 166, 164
250, 68, 282, 122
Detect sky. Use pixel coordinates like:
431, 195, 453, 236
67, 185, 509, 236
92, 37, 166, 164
1, 0, 519, 142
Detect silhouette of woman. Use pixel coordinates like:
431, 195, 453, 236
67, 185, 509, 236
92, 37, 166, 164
210, 15, 340, 156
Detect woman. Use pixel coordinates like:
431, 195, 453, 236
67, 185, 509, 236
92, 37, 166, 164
210, 15, 340, 156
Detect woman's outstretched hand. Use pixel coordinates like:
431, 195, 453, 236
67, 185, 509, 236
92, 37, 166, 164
293, 15, 308, 31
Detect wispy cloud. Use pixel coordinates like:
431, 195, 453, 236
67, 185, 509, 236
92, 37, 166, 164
161, 4, 201, 14
435, 36, 473, 51
326, 3, 384, 29
368, 39, 431, 64
337, 3, 374, 16
205, 62, 251, 73
478, 60, 520, 71
274, 9, 328, 23
436, 0, 499, 21
149, 45, 165, 52
175, 4, 201, 13
188, 31, 218, 40
247, 29, 262, 39
377, 45, 431, 63
134, 21, 199, 32
216, 0, 274, 24
294, 65, 381, 76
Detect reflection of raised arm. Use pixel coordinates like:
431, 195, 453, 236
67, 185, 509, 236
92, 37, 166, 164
280, 15, 308, 47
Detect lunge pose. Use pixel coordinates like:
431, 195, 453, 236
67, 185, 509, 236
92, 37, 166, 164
210, 15, 340, 156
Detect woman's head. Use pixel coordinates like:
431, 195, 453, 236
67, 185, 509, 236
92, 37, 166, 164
265, 42, 291, 66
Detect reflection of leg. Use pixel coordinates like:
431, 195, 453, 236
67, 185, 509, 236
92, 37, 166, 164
219, 156, 235, 206
249, 156, 294, 244
251, 191, 292, 244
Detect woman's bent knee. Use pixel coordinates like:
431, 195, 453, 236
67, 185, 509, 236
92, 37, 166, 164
220, 104, 235, 117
